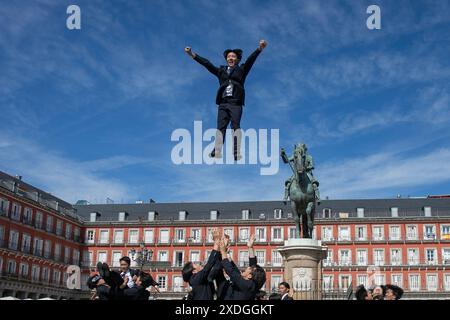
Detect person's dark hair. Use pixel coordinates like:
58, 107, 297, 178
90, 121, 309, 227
255, 290, 266, 300
279, 282, 290, 290
119, 256, 131, 266
268, 292, 282, 300
355, 285, 368, 300
251, 265, 266, 290
223, 49, 243, 61
385, 284, 404, 300
182, 262, 194, 282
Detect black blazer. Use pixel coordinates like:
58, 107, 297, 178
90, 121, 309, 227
220, 258, 257, 300
193, 49, 262, 106
189, 250, 219, 300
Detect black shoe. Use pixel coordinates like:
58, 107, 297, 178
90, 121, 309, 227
96, 262, 104, 278
102, 262, 110, 279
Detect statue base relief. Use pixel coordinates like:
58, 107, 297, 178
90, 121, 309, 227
277, 239, 328, 300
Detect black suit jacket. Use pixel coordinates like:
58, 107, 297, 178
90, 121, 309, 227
189, 249, 219, 300
193, 49, 261, 106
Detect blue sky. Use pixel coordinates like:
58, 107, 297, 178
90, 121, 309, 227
1, 0, 450, 204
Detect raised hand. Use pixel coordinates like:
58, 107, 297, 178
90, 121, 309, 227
247, 234, 255, 248
185, 46, 195, 58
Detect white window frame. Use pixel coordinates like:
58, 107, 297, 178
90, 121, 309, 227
338, 226, 351, 241
271, 226, 284, 242
159, 229, 170, 244
423, 225, 436, 240
390, 248, 402, 266
99, 229, 110, 244
406, 224, 418, 240
144, 229, 154, 244
409, 274, 420, 291
373, 249, 385, 266
86, 229, 95, 244
356, 249, 367, 266
339, 249, 351, 266
113, 229, 124, 244
128, 229, 139, 244
389, 225, 401, 241
321, 226, 334, 241
255, 227, 267, 242
372, 225, 385, 241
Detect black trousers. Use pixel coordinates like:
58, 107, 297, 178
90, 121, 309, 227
213, 102, 243, 156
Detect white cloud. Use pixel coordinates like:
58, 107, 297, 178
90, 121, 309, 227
0, 132, 145, 204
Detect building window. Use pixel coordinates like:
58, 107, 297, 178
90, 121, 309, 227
97, 252, 107, 263
442, 248, 450, 265
323, 275, 333, 291
372, 226, 384, 241
389, 226, 401, 240
44, 240, 52, 259
322, 208, 332, 219
173, 276, 184, 292
423, 206, 432, 217
179, 211, 187, 221
144, 229, 154, 243
339, 250, 351, 266
210, 210, 218, 220
148, 211, 156, 221
206, 228, 214, 243
444, 274, 450, 291
271, 227, 283, 242
324, 249, 333, 266
238, 251, 249, 267
73, 250, 80, 265
190, 228, 201, 243
274, 209, 282, 219
406, 225, 418, 240
21, 234, 31, 254
322, 226, 333, 241
373, 249, 384, 266
338, 226, 350, 241
90, 212, 98, 222
128, 230, 139, 244
0, 197, 9, 216
426, 248, 437, 265
56, 220, 63, 236
99, 230, 109, 244
339, 275, 351, 290
173, 251, 184, 267
53, 270, 61, 285
223, 228, 233, 242
272, 250, 282, 266
54, 244, 61, 261
356, 250, 367, 266
11, 203, 21, 221
409, 275, 420, 291
33, 238, 43, 256
8, 230, 19, 250
23, 207, 32, 224
271, 275, 282, 292
19, 263, 29, 277
441, 225, 450, 240
190, 251, 200, 263
390, 249, 402, 265
35, 211, 43, 229
175, 229, 185, 243
42, 268, 49, 282
31, 265, 40, 282
239, 228, 250, 242
256, 250, 265, 266
356, 208, 364, 218
391, 274, 403, 287
65, 224, 72, 240
424, 225, 436, 240
390, 207, 398, 217
356, 274, 368, 287
118, 212, 127, 221
157, 275, 167, 291
46, 216, 53, 232
158, 251, 168, 262
255, 227, 266, 242
242, 209, 250, 220
427, 274, 438, 291
7, 260, 16, 274
355, 226, 367, 241
85, 230, 95, 244
374, 274, 385, 286
64, 247, 71, 264
288, 227, 296, 240
159, 230, 169, 244
114, 230, 124, 244
408, 249, 419, 265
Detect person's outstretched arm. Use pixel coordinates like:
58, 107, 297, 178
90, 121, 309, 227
185, 46, 219, 76
241, 39, 267, 77
247, 234, 257, 267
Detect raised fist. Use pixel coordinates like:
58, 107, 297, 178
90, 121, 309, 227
259, 40, 267, 50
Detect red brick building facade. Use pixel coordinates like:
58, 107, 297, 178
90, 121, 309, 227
1, 171, 450, 299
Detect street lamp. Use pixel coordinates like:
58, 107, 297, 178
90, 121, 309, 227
130, 242, 153, 270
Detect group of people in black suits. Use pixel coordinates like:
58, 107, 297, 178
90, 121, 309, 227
87, 256, 160, 300
182, 228, 267, 300
355, 284, 404, 300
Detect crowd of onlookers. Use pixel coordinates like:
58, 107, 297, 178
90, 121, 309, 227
88, 227, 403, 301
355, 284, 404, 300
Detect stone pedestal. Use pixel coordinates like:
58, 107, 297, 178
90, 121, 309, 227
277, 238, 327, 300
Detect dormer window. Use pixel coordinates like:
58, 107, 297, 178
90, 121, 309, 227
210, 210, 218, 220
274, 209, 282, 219
118, 212, 128, 222
148, 211, 157, 221
357, 208, 364, 218
179, 210, 187, 221
90, 212, 100, 222
242, 209, 250, 220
